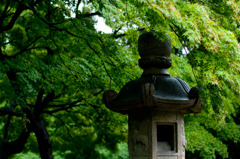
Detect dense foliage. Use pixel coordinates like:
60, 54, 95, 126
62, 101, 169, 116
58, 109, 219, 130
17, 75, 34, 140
0, 0, 239, 159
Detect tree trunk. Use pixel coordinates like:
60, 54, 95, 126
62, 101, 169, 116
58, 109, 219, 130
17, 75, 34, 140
0, 130, 30, 159
32, 119, 54, 159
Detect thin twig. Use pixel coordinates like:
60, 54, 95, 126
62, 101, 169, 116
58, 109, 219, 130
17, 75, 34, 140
18, 1, 82, 39
43, 105, 78, 114
86, 42, 121, 88
51, 38, 87, 87
151, 2, 201, 87
168, 23, 200, 87
2, 36, 43, 60
0, 40, 14, 46
47, 114, 72, 137
43, 99, 82, 114
0, 108, 22, 117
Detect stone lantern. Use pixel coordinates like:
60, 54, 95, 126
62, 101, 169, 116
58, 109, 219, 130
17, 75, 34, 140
103, 31, 202, 159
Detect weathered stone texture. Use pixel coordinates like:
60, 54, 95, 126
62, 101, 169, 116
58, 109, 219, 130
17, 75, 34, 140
128, 111, 185, 159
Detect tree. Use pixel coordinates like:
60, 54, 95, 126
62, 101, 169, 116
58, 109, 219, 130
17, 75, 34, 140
0, 0, 135, 158
0, 0, 240, 159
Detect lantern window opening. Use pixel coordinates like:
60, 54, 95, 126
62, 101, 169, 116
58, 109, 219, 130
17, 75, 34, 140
157, 123, 177, 153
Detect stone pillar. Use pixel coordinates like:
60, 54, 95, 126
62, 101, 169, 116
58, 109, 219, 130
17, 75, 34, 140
103, 31, 202, 159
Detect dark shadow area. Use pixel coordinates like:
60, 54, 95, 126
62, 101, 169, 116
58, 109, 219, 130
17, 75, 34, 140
157, 125, 175, 152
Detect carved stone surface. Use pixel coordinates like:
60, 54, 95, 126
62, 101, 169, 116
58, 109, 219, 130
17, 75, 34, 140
128, 112, 151, 157
138, 56, 172, 70
128, 111, 185, 159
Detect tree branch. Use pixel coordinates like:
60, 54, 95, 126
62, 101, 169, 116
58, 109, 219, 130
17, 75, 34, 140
114, 33, 126, 39
0, 40, 14, 46
1, 129, 31, 159
33, 90, 55, 119
0, 107, 22, 117
75, 0, 82, 18
93, 88, 104, 96
44, 99, 82, 114
41, 90, 55, 106
48, 114, 72, 137
0, 0, 11, 20
86, 42, 121, 88
36, 89, 44, 106
2, 36, 43, 60
0, 3, 26, 34
2, 13, 14, 19
46, 102, 82, 108
113, 27, 123, 35
43, 105, 78, 114
51, 38, 87, 87
168, 21, 201, 87
0, 0, 42, 34
113, 28, 144, 39
18, 1, 63, 26
4, 116, 12, 139
29, 0, 42, 8
81, 12, 102, 18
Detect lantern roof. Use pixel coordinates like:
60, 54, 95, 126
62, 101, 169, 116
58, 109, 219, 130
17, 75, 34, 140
103, 31, 202, 114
